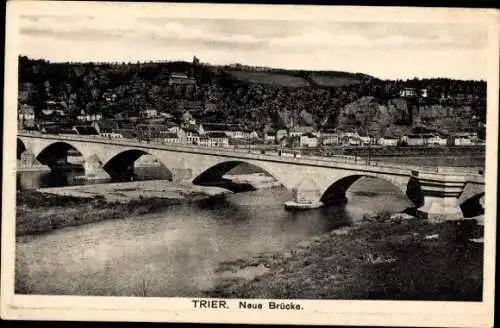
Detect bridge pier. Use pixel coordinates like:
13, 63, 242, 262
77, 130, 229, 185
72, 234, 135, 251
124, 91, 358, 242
18, 151, 50, 171
80, 154, 111, 183
285, 178, 324, 210
416, 173, 465, 223
171, 159, 192, 183
172, 168, 193, 183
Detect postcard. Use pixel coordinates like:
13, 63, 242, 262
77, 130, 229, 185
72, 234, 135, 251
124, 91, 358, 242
2, 1, 498, 326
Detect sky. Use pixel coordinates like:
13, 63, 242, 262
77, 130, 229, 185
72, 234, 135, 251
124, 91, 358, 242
18, 15, 489, 80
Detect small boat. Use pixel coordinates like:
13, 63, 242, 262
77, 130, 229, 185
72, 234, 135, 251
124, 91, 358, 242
284, 200, 324, 211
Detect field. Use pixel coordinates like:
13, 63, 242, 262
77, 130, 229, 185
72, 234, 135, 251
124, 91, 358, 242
309, 74, 364, 87
228, 71, 309, 87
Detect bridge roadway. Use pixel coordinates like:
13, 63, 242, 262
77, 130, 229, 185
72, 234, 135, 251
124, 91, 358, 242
17, 132, 486, 222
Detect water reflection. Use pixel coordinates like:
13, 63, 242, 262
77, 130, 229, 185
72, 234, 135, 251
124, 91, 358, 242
16, 166, 169, 190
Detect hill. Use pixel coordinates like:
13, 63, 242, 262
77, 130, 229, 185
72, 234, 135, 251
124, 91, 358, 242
17, 56, 486, 137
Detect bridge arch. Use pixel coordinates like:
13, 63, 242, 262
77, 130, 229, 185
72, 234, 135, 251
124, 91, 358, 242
103, 148, 173, 182
36, 141, 84, 167
320, 174, 419, 209
460, 192, 485, 218
17, 138, 27, 160
192, 160, 283, 192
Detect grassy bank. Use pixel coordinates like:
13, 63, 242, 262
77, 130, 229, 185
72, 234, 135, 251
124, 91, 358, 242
15, 189, 215, 236
205, 215, 483, 301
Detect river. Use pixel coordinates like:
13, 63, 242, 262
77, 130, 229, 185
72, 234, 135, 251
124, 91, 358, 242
16, 173, 412, 297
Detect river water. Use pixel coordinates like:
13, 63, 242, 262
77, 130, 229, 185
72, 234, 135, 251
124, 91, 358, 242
16, 170, 413, 297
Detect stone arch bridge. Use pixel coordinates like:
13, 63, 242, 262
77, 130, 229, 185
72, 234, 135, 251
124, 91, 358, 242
17, 133, 485, 222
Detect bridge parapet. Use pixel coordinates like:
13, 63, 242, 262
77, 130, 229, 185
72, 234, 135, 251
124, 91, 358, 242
17, 133, 430, 177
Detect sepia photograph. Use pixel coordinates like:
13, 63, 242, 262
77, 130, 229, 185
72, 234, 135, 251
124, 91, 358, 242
2, 1, 498, 326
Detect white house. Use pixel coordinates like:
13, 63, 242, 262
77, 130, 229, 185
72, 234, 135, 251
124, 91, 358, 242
320, 130, 339, 145
200, 123, 245, 139
77, 112, 102, 122
142, 109, 158, 118
100, 132, 124, 139
264, 131, 276, 143
453, 133, 473, 146
401, 134, 434, 146
400, 88, 419, 97
358, 133, 371, 145
347, 137, 362, 146
163, 133, 180, 144
243, 130, 259, 140
225, 125, 245, 139
378, 136, 399, 146
167, 125, 182, 134
169, 73, 196, 85
19, 104, 35, 128
300, 133, 318, 148
208, 132, 229, 147
184, 128, 200, 145
428, 134, 448, 145
198, 135, 211, 147
276, 129, 288, 142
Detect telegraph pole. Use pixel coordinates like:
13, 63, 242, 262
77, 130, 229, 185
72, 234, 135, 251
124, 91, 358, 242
368, 139, 371, 165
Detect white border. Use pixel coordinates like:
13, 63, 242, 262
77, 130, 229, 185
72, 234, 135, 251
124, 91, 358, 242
2, 2, 498, 326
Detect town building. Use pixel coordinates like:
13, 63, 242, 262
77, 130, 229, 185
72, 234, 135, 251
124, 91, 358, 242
142, 109, 158, 118
207, 132, 229, 147
200, 123, 245, 139
401, 134, 434, 146
320, 129, 340, 146
113, 129, 137, 139
427, 134, 448, 146
378, 136, 399, 146
339, 131, 361, 146
184, 126, 201, 145
358, 133, 372, 145
168, 73, 196, 85
91, 121, 115, 135
18, 104, 36, 129
452, 133, 474, 146
243, 130, 259, 140
289, 126, 314, 138
276, 130, 288, 143
136, 124, 171, 142
101, 132, 124, 139
300, 133, 319, 148
347, 136, 362, 146
265, 131, 276, 143
165, 123, 185, 139
73, 125, 100, 135
77, 112, 102, 122
163, 133, 180, 144
198, 135, 210, 147
400, 88, 419, 97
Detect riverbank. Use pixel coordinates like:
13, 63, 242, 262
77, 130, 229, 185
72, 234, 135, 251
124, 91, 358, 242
16, 181, 229, 236
204, 213, 484, 301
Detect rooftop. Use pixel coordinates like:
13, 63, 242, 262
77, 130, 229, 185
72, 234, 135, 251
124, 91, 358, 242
208, 132, 228, 138
74, 126, 99, 135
